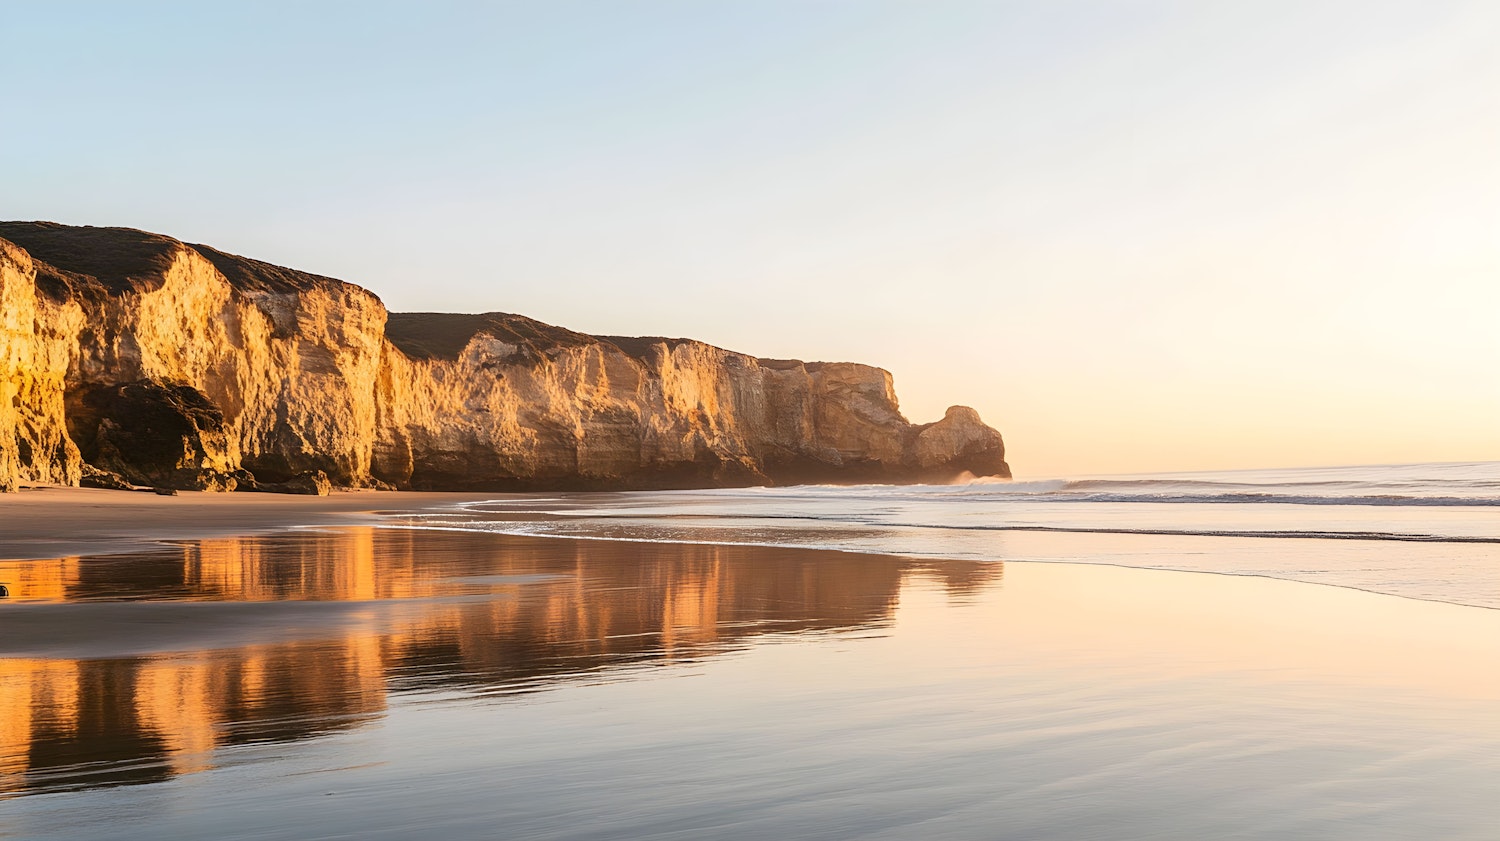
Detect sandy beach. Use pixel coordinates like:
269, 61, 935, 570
0, 486, 494, 562
0, 511, 1497, 838
4, 473, 1500, 840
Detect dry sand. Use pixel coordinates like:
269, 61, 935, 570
0, 486, 494, 561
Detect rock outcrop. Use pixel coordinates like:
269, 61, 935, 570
0, 223, 1009, 492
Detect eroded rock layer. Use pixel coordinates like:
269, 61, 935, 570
0, 223, 1009, 491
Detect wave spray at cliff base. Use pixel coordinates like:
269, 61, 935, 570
399, 461, 1500, 611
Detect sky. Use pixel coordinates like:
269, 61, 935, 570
4, 1, 1498, 477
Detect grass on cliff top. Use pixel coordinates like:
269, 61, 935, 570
387, 313, 808, 367
0, 222, 179, 295
0, 221, 371, 301
386, 312, 600, 361
188, 242, 366, 297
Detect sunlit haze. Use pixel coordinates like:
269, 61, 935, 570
5, 2, 1497, 475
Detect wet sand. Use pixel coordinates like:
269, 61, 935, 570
0, 486, 491, 561
2, 499, 1499, 838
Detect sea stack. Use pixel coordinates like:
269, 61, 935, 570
0, 222, 1009, 492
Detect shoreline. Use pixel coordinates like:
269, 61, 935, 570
396, 521, 1500, 614
0, 486, 496, 562
8, 485, 1499, 618
5, 488, 1500, 836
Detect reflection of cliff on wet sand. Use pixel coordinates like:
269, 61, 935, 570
1, 637, 387, 797
0, 529, 1001, 798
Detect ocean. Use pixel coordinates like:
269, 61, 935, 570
407, 460, 1500, 609
2, 462, 1498, 839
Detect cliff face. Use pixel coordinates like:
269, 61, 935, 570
0, 239, 81, 491
0, 223, 1009, 492
0, 223, 387, 491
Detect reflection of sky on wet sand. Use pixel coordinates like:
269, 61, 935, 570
2, 528, 1498, 839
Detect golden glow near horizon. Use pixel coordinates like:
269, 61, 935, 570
7, 3, 1499, 476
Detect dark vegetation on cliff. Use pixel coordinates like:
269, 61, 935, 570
0, 222, 179, 300
0, 222, 1010, 493
599, 335, 704, 362
386, 312, 596, 361
189, 242, 369, 297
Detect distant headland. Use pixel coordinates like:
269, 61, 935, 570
0, 222, 1008, 494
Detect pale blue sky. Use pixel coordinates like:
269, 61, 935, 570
6, 1, 1498, 474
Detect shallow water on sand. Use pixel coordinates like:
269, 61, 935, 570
415, 462, 1500, 610
1, 523, 1498, 839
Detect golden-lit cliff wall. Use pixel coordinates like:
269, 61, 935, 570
0, 240, 81, 491
373, 322, 998, 488
0, 224, 386, 489
0, 223, 1008, 491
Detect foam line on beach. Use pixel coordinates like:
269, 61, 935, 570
408, 510, 1500, 545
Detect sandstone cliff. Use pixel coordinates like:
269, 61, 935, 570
0, 223, 1009, 492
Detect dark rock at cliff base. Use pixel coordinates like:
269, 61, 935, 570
65, 380, 238, 491
0, 223, 1011, 491
257, 470, 332, 496
229, 469, 261, 492
79, 463, 135, 491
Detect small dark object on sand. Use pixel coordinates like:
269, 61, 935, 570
153, 487, 179, 496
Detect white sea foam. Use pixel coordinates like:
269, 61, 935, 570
412, 461, 1500, 609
